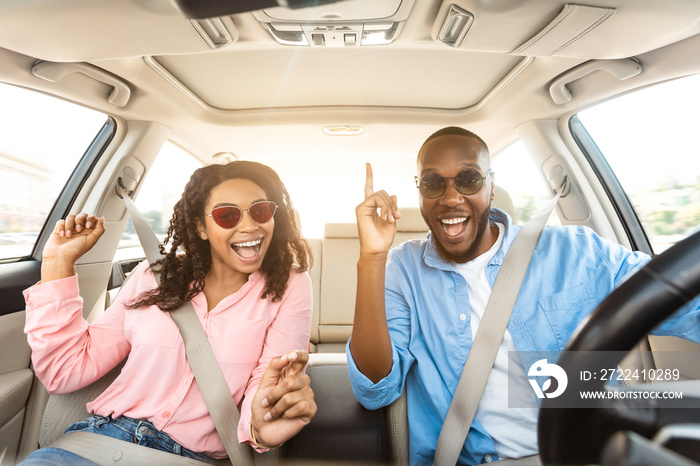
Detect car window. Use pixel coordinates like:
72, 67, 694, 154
576, 74, 700, 253
118, 142, 202, 254
492, 141, 561, 226
0, 83, 107, 260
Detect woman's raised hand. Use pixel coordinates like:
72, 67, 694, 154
355, 163, 401, 258
42, 214, 105, 282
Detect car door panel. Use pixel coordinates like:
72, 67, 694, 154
0, 406, 27, 466
0, 261, 39, 465
106, 257, 146, 308
0, 261, 40, 319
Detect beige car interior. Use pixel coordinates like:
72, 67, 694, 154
1, 0, 700, 464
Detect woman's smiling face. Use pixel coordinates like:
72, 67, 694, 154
199, 178, 275, 278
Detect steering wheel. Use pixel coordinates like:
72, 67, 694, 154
538, 230, 700, 465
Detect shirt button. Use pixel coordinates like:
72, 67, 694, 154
183, 378, 191, 386
459, 314, 467, 321
26, 299, 33, 307
162, 411, 171, 419
485, 454, 493, 463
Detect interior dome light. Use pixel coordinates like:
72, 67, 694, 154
323, 125, 365, 136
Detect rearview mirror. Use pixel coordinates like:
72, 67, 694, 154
175, 0, 350, 19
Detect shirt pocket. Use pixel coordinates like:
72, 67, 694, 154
537, 282, 599, 350
211, 319, 268, 364
127, 310, 180, 348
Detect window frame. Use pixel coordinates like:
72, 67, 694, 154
569, 114, 653, 256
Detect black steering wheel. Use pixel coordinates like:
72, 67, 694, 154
538, 230, 700, 465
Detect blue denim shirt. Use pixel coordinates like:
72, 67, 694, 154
347, 209, 700, 466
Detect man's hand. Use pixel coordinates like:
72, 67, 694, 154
355, 163, 401, 258
350, 163, 398, 382
250, 351, 316, 449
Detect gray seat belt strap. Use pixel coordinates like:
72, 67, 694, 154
49, 431, 221, 466
121, 190, 165, 266
169, 303, 254, 465
433, 192, 561, 466
121, 190, 255, 466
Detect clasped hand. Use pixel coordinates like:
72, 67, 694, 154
250, 350, 316, 449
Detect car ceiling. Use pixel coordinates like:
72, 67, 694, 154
1, 0, 700, 166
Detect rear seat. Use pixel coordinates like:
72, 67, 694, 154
306, 237, 323, 353
311, 207, 428, 353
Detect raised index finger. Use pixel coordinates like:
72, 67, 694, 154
364, 163, 374, 200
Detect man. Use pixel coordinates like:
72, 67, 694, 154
347, 126, 700, 465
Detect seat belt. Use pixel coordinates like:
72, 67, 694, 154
46, 189, 258, 466
433, 187, 564, 466
49, 431, 226, 466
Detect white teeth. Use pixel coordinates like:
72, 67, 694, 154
233, 239, 262, 247
441, 217, 467, 225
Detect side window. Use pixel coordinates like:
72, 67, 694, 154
118, 142, 202, 251
0, 83, 107, 260
576, 74, 700, 253
492, 141, 561, 226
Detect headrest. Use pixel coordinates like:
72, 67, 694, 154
492, 185, 516, 219
324, 222, 358, 238
323, 207, 427, 239
395, 207, 427, 232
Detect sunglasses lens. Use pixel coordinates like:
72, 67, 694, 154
249, 201, 276, 224
418, 169, 487, 198
419, 174, 447, 198
209, 201, 277, 229
211, 206, 242, 229
455, 169, 484, 195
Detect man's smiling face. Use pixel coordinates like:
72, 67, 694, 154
417, 134, 496, 264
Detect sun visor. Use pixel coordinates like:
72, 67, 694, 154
511, 4, 616, 57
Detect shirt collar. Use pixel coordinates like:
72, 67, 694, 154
423, 208, 517, 270
191, 270, 264, 313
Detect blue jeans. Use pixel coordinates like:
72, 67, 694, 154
19, 414, 217, 465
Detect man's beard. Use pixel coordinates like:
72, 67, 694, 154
425, 207, 491, 264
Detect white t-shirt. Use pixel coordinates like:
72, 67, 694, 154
453, 223, 539, 459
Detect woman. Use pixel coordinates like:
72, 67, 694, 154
22, 161, 316, 464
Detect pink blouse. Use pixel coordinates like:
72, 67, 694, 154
23, 263, 312, 458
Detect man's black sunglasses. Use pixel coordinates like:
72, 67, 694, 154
415, 169, 492, 199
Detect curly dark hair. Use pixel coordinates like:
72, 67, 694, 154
129, 161, 312, 311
